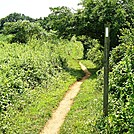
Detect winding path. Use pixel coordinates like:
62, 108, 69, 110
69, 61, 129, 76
40, 62, 91, 134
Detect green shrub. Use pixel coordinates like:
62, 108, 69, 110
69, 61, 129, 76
3, 20, 44, 43
95, 27, 134, 133
86, 39, 103, 69
110, 43, 127, 69
76, 35, 93, 59
0, 34, 13, 42
108, 51, 134, 133
96, 45, 134, 133
0, 35, 84, 133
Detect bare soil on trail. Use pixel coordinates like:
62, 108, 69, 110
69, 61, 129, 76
40, 62, 91, 134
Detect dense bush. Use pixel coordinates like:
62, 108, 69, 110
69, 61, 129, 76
86, 39, 103, 69
0, 13, 35, 32
2, 20, 45, 43
108, 48, 134, 133
0, 37, 83, 133
76, 35, 95, 59
110, 43, 128, 69
0, 41, 61, 112
95, 27, 134, 133
110, 27, 134, 69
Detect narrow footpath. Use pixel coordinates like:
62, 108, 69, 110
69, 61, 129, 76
40, 62, 91, 134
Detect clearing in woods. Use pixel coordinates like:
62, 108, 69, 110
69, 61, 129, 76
40, 62, 91, 134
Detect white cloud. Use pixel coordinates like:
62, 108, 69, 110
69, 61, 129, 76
0, 0, 81, 19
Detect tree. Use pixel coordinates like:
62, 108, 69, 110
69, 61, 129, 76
3, 20, 44, 43
0, 13, 35, 32
45, 6, 75, 38
76, 0, 134, 48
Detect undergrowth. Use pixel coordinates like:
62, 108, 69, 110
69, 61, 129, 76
0, 37, 83, 134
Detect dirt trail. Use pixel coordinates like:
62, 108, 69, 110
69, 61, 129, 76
40, 62, 91, 134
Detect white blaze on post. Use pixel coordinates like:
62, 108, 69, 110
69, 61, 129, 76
105, 27, 109, 37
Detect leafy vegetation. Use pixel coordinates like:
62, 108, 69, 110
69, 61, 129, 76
86, 39, 103, 69
2, 20, 45, 43
0, 37, 83, 133
95, 27, 134, 133
0, 0, 134, 133
0, 13, 35, 32
80, 0, 134, 47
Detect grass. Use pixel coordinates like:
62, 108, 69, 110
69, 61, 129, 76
66, 58, 85, 80
2, 71, 77, 134
60, 60, 102, 134
1, 55, 101, 133
66, 59, 97, 80
1, 58, 84, 134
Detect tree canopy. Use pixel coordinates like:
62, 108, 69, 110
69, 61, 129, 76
3, 20, 44, 43
0, 13, 35, 32
0, 0, 134, 48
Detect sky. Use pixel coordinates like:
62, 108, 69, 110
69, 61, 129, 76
0, 0, 81, 19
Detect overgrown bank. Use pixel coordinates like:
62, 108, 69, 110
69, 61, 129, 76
95, 28, 134, 133
0, 37, 83, 134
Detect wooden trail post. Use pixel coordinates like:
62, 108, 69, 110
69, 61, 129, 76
103, 25, 110, 116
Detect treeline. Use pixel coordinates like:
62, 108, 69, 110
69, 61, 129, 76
0, 13, 35, 32
0, 33, 83, 133
0, 0, 134, 49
